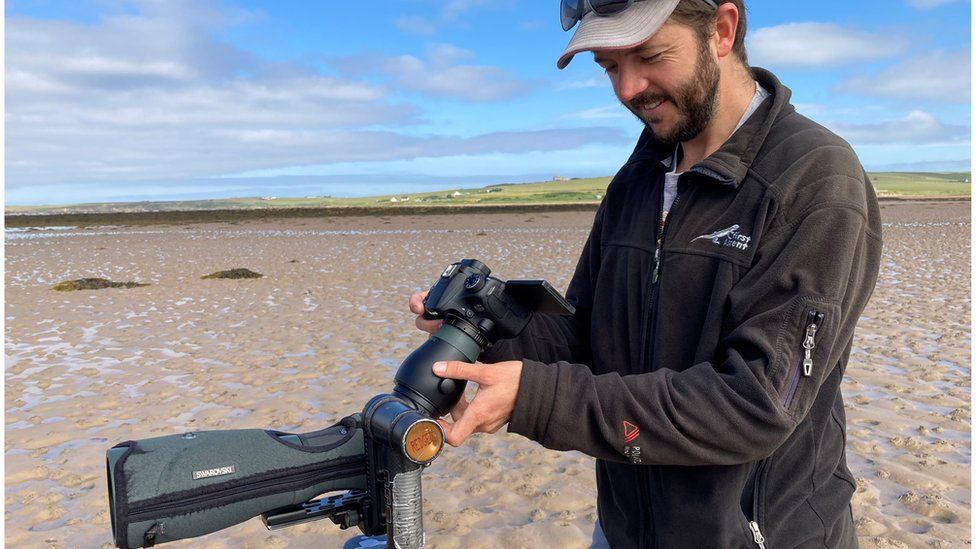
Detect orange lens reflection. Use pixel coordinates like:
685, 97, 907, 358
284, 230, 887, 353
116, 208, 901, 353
403, 420, 444, 464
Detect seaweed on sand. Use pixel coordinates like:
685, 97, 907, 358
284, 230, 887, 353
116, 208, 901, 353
52, 278, 150, 291
201, 268, 264, 280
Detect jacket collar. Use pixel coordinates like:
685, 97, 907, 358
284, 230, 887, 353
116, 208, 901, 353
626, 67, 794, 188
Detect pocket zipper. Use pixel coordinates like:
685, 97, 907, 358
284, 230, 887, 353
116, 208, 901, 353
749, 520, 766, 549
782, 309, 824, 408
801, 310, 823, 377
748, 459, 768, 549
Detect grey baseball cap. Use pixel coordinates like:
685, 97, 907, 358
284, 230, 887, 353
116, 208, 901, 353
558, 0, 681, 69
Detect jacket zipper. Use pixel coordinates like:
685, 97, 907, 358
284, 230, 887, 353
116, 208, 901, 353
782, 309, 824, 409
125, 460, 364, 521
636, 467, 649, 549
749, 520, 766, 549
636, 172, 687, 376
635, 181, 687, 549
651, 190, 682, 285
640, 185, 685, 388
748, 459, 768, 549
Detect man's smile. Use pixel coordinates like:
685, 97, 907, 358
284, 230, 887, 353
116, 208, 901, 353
640, 99, 667, 114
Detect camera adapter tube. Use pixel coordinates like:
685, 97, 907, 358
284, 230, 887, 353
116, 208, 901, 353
392, 322, 481, 418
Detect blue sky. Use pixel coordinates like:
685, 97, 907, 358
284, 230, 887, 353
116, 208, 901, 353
5, 0, 972, 205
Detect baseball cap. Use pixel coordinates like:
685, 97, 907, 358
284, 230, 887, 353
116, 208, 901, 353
557, 0, 681, 70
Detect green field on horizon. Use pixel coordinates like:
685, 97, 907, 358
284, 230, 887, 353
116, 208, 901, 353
5, 172, 969, 215
867, 172, 970, 197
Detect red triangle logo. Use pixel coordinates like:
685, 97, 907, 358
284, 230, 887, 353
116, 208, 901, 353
623, 421, 640, 443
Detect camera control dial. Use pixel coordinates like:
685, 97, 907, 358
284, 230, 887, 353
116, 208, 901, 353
463, 274, 484, 291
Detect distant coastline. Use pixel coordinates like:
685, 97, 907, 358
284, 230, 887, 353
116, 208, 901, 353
3, 203, 603, 228
5, 197, 971, 228
6, 172, 970, 228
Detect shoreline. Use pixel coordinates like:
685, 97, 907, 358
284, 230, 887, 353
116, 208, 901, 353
4, 196, 970, 228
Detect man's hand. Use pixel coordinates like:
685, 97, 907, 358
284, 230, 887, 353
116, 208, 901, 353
432, 360, 523, 447
409, 290, 442, 335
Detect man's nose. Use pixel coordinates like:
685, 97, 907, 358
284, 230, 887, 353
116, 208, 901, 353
615, 66, 649, 103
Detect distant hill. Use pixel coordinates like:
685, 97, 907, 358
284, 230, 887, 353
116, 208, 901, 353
5, 173, 969, 216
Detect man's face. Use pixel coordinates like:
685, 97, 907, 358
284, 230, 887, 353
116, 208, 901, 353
594, 22, 719, 146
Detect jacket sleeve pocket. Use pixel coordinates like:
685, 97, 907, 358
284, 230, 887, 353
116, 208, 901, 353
775, 298, 842, 422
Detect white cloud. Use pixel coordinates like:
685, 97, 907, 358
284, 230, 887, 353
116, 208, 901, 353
392, 0, 513, 35
824, 111, 969, 145
560, 105, 629, 120
836, 50, 971, 103
556, 76, 607, 90
425, 43, 477, 65
394, 15, 437, 36
5, 2, 621, 193
748, 23, 905, 67
905, 0, 962, 8
333, 44, 535, 102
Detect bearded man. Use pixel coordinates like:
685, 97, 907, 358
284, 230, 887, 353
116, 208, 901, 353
410, 1, 882, 547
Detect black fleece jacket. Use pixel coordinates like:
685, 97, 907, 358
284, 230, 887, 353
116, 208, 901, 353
481, 68, 882, 548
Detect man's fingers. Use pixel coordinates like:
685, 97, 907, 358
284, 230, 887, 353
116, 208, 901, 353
435, 418, 463, 446
449, 395, 470, 423
415, 315, 442, 334
432, 361, 485, 383
408, 291, 428, 315
411, 290, 442, 334
442, 407, 479, 447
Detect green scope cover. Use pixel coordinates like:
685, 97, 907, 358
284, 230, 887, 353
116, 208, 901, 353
106, 419, 366, 548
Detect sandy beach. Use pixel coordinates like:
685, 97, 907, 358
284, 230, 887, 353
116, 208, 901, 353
5, 201, 970, 548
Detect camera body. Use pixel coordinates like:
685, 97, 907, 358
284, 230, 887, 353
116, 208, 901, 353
393, 259, 575, 417
423, 259, 529, 345
424, 259, 575, 343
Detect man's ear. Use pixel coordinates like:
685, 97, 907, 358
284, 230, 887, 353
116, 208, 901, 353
713, 3, 739, 58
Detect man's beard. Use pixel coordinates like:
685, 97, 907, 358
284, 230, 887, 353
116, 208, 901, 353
626, 42, 720, 146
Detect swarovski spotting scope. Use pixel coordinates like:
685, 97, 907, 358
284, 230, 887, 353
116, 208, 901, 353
106, 259, 574, 548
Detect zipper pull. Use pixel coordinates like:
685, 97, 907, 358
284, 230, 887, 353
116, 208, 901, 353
651, 244, 661, 284
802, 310, 824, 377
748, 521, 766, 549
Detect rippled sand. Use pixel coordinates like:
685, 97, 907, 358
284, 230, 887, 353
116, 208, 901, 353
4, 203, 970, 548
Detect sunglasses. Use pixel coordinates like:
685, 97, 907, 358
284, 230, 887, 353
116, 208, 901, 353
561, 0, 719, 32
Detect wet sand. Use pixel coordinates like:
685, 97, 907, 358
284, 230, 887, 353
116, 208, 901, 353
4, 202, 970, 548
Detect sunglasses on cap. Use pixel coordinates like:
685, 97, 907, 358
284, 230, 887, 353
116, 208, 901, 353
561, 0, 719, 32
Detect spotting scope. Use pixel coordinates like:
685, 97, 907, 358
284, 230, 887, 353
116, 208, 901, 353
105, 259, 574, 548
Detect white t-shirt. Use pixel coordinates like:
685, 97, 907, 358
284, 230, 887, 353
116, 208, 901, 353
661, 81, 771, 221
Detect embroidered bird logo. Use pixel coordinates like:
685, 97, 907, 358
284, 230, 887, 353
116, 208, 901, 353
692, 224, 740, 245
